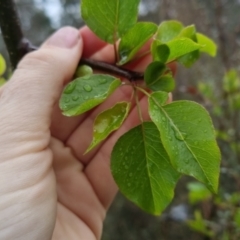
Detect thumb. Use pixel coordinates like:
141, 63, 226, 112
0, 27, 83, 134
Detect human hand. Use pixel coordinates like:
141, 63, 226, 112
0, 26, 153, 240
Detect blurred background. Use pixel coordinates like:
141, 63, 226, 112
1, 0, 240, 239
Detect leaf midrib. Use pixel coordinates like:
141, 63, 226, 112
140, 123, 157, 211
152, 98, 212, 187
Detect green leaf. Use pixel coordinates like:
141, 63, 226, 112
187, 211, 214, 237
177, 25, 200, 67
197, 33, 217, 57
144, 62, 175, 92
187, 182, 212, 204
111, 122, 180, 215
151, 41, 170, 63
167, 38, 202, 62
81, 0, 140, 43
118, 22, 157, 65
75, 65, 93, 77
60, 74, 121, 116
223, 69, 239, 93
234, 208, 240, 228
177, 50, 200, 67
85, 102, 130, 153
178, 25, 197, 40
156, 20, 183, 43
149, 92, 221, 193
0, 54, 6, 76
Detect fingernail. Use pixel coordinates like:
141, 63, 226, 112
46, 27, 80, 48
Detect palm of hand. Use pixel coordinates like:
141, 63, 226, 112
0, 27, 150, 240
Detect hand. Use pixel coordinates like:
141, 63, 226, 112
0, 26, 151, 240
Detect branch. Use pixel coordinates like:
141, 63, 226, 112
0, 0, 35, 69
80, 58, 143, 81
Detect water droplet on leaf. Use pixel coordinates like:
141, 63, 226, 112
175, 131, 187, 141
83, 84, 92, 92
64, 81, 76, 94
72, 96, 79, 101
64, 98, 70, 103
99, 78, 107, 84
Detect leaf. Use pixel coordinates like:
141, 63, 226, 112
149, 92, 221, 193
177, 50, 200, 67
111, 122, 180, 215
118, 22, 157, 65
187, 182, 212, 204
177, 25, 200, 67
223, 69, 239, 93
187, 211, 214, 237
151, 41, 170, 63
75, 65, 93, 77
81, 0, 140, 43
197, 33, 217, 57
144, 62, 175, 92
167, 38, 202, 62
156, 20, 184, 43
0, 54, 6, 76
85, 102, 130, 153
60, 74, 121, 116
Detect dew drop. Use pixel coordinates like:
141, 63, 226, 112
84, 96, 89, 100
72, 96, 79, 101
129, 173, 133, 177
124, 165, 129, 170
168, 136, 172, 141
198, 119, 202, 123
64, 81, 76, 94
64, 98, 70, 103
162, 117, 166, 122
99, 78, 107, 84
83, 84, 92, 92
175, 131, 187, 141
127, 183, 131, 187
204, 130, 207, 133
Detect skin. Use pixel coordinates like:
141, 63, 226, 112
0, 26, 160, 240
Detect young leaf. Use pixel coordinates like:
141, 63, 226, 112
60, 74, 121, 116
0, 54, 6, 76
156, 20, 183, 43
144, 62, 175, 92
167, 38, 202, 62
178, 25, 197, 39
177, 25, 200, 67
111, 122, 180, 215
149, 92, 221, 193
197, 33, 217, 57
118, 22, 158, 65
81, 0, 140, 43
85, 102, 130, 153
151, 41, 170, 62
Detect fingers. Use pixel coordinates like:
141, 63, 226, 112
84, 96, 150, 209
0, 27, 83, 147
80, 26, 107, 58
